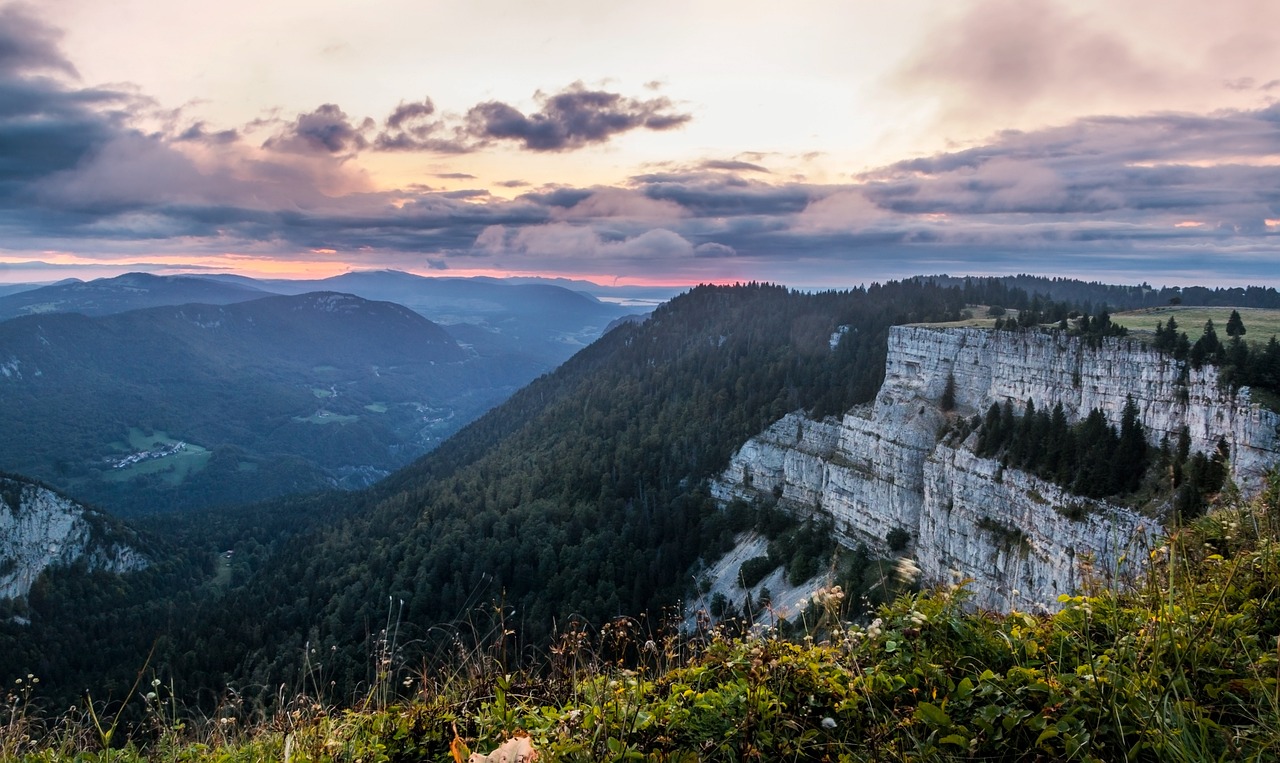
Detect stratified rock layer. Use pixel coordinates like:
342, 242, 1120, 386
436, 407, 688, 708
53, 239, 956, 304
714, 326, 1280, 610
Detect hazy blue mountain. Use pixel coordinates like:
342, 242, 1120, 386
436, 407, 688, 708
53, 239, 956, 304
0, 292, 540, 515
0, 272, 273, 321
198, 270, 649, 365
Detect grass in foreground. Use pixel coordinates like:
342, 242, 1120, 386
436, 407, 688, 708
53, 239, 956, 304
6, 477, 1280, 762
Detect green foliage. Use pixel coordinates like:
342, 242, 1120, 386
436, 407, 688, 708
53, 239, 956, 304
736, 557, 777, 589
9, 476, 1280, 761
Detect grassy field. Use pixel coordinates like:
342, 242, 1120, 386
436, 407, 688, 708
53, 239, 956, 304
911, 306, 1005, 328
913, 305, 1280, 346
102, 428, 211, 486
1111, 306, 1280, 345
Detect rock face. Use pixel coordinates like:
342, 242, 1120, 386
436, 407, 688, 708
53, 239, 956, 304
0, 476, 146, 601
713, 326, 1280, 610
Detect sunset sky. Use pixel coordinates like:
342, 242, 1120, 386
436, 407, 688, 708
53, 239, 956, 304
3, 0, 1280, 287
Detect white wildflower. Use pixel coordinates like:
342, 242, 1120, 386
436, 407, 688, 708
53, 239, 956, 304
894, 558, 921, 585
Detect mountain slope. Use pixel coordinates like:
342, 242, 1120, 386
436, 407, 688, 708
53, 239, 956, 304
152, 281, 968, 697
0, 293, 535, 514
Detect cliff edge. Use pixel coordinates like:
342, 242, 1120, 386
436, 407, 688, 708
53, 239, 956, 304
713, 326, 1280, 611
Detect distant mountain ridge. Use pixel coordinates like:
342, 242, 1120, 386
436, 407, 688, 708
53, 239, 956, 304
0, 272, 270, 321
0, 270, 650, 370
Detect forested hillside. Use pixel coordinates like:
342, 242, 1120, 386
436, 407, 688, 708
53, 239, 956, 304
0, 280, 968, 707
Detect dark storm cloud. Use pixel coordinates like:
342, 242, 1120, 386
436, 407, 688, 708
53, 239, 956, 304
463, 82, 691, 152
264, 103, 372, 154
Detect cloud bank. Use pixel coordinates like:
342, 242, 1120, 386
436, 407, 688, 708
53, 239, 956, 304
1, 4, 1278, 287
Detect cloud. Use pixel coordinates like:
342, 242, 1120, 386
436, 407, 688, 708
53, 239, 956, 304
1, 6, 1279, 288
554, 188, 688, 223
699, 159, 770, 173
374, 98, 469, 153
795, 190, 893, 232
263, 104, 373, 154
475, 223, 696, 261
895, 0, 1168, 130
464, 82, 691, 151
175, 122, 240, 144
0, 4, 78, 77
694, 242, 736, 258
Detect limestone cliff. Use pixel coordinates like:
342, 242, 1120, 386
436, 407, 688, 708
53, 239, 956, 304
713, 326, 1280, 610
0, 475, 146, 602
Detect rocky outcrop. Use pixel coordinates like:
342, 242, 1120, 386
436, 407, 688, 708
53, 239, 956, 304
0, 476, 146, 601
713, 326, 1280, 610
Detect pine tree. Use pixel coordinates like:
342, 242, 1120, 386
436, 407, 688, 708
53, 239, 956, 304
1226, 309, 1246, 338
1113, 396, 1148, 493
940, 372, 956, 412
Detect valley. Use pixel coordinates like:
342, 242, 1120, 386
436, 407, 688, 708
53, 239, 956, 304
0, 279, 645, 515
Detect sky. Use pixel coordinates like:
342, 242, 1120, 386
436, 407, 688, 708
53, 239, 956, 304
2, 0, 1279, 288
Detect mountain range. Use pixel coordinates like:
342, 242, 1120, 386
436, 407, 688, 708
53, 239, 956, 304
0, 270, 649, 367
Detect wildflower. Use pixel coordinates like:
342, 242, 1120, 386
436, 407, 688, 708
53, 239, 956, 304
866, 618, 884, 639
822, 716, 837, 729
894, 558, 921, 585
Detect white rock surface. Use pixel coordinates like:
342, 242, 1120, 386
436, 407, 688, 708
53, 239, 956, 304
0, 477, 146, 600
712, 326, 1280, 611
